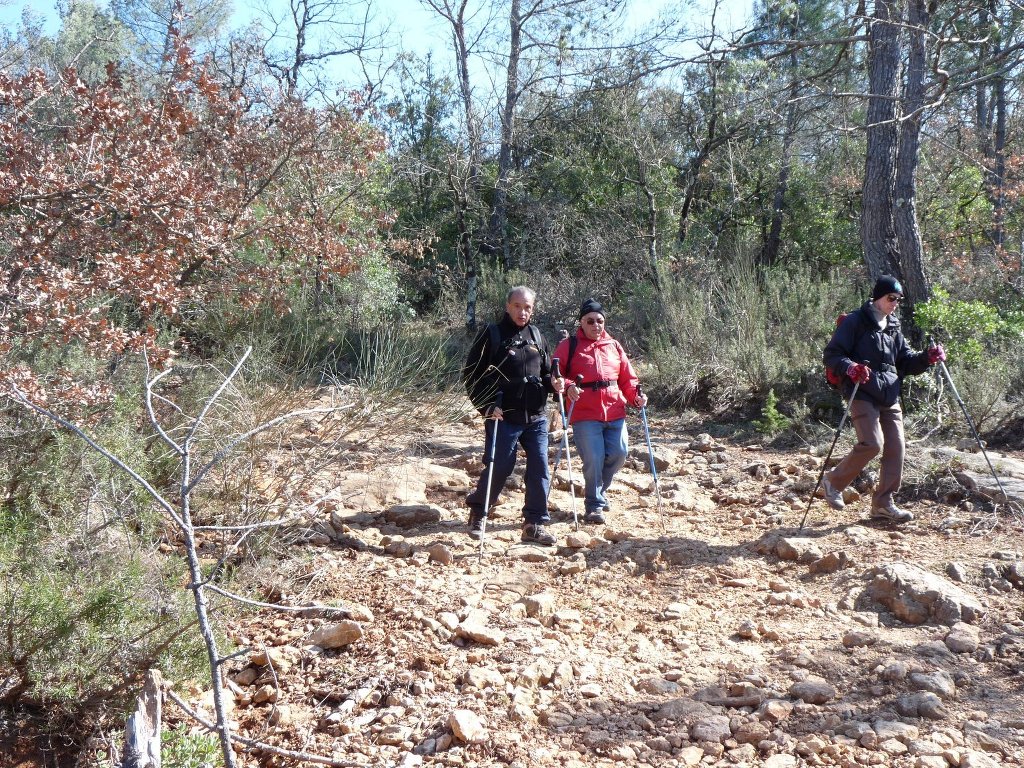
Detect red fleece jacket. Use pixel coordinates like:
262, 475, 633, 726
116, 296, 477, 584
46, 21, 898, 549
553, 329, 640, 424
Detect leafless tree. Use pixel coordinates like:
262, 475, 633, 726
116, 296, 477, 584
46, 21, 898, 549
8, 348, 356, 768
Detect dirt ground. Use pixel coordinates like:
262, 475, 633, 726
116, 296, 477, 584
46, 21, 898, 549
187, 404, 1024, 768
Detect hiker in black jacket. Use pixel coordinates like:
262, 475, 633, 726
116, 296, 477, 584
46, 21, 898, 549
821, 275, 946, 523
462, 286, 563, 546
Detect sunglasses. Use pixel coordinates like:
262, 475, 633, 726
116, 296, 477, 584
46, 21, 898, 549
886, 294, 904, 303
583, 317, 604, 325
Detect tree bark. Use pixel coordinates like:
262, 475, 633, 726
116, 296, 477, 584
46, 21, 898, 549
860, 0, 903, 280
759, 5, 802, 271
893, 0, 930, 306
990, 55, 1007, 251
760, 74, 799, 270
427, 0, 484, 331
490, 0, 521, 270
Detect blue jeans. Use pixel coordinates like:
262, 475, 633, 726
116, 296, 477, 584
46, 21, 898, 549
572, 418, 628, 514
467, 417, 550, 525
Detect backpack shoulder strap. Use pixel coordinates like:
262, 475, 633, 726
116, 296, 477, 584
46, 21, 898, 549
528, 324, 548, 369
565, 335, 579, 378
488, 323, 502, 364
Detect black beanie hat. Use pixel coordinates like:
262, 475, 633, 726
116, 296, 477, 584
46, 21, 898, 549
578, 298, 605, 319
872, 275, 903, 300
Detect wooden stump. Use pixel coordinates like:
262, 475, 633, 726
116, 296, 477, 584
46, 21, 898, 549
123, 669, 162, 768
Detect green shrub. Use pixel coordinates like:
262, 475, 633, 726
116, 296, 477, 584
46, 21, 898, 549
914, 286, 1024, 433
162, 724, 223, 768
643, 256, 861, 410
753, 389, 792, 436
915, 286, 1024, 367
0, 503, 197, 710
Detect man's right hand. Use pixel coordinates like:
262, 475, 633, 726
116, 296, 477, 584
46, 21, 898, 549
488, 405, 504, 420
847, 363, 871, 384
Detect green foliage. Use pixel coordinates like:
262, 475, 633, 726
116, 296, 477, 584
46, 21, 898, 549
162, 724, 224, 768
915, 286, 1024, 367
345, 322, 462, 395
0, 500, 196, 709
753, 389, 792, 435
911, 288, 1024, 433
642, 257, 861, 410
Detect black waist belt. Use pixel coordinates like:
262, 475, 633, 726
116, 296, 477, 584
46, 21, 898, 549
581, 380, 614, 390
877, 363, 896, 373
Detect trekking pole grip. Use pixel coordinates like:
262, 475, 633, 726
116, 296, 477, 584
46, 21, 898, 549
552, 357, 561, 378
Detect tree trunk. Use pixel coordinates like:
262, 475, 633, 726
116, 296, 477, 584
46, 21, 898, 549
445, 1, 484, 332
759, 6, 801, 271
760, 81, 798, 270
990, 61, 1007, 251
490, 0, 521, 270
893, 0, 929, 307
860, 0, 903, 280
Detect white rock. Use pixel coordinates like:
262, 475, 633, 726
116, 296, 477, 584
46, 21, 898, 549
874, 719, 919, 742
945, 622, 980, 653
308, 620, 362, 649
427, 542, 454, 565
678, 745, 704, 766
448, 709, 487, 744
522, 592, 557, 618
464, 666, 505, 690
789, 676, 835, 704
456, 610, 506, 646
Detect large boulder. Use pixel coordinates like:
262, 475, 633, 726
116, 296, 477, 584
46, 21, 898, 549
865, 562, 985, 625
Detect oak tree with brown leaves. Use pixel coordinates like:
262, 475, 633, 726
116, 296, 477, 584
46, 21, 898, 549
0, 34, 388, 406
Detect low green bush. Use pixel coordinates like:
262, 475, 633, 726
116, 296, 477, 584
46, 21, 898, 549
162, 724, 223, 768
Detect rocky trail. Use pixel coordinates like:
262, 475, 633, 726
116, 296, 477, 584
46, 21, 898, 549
186, 403, 1024, 768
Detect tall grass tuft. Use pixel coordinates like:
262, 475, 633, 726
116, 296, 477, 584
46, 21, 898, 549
642, 256, 861, 412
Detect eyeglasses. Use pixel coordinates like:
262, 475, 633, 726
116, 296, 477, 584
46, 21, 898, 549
886, 294, 904, 303
583, 318, 604, 325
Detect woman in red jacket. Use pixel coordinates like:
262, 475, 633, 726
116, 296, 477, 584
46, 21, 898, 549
553, 299, 647, 524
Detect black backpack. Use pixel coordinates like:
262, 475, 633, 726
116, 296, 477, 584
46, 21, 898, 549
488, 322, 546, 370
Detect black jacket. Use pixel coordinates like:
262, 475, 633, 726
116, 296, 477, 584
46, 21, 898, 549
823, 301, 930, 406
462, 314, 554, 423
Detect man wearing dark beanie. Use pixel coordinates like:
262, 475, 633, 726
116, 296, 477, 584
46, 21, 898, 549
871, 275, 903, 301
821, 276, 946, 523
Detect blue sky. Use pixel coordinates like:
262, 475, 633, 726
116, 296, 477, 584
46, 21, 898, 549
1, 0, 756, 59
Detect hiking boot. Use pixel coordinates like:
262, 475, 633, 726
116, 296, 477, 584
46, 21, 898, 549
582, 509, 605, 525
821, 475, 845, 511
871, 503, 914, 524
521, 523, 556, 546
468, 511, 486, 540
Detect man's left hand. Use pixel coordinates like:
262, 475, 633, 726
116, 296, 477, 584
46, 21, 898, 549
927, 344, 946, 364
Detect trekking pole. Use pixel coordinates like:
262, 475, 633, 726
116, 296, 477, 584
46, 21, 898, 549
551, 360, 580, 530
478, 391, 503, 559
928, 336, 1012, 508
548, 375, 583, 492
637, 386, 666, 532
799, 380, 860, 530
